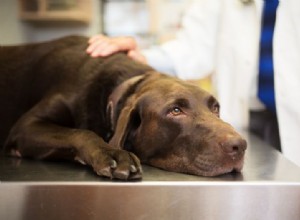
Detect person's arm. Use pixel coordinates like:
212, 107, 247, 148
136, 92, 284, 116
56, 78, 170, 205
87, 0, 221, 80
142, 0, 221, 80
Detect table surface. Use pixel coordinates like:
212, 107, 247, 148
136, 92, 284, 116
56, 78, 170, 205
1, 131, 300, 183
1, 132, 300, 220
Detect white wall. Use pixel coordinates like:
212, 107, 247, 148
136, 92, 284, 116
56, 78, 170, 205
0, 0, 30, 44
0, 0, 102, 45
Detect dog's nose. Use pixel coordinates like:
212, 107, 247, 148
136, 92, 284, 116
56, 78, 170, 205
221, 136, 247, 156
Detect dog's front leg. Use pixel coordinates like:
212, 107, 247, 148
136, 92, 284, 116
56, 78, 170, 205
4, 116, 142, 180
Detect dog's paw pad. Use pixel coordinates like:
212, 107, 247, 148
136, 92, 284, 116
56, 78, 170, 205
130, 172, 143, 180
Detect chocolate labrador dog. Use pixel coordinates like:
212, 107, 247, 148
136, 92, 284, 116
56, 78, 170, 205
0, 36, 246, 180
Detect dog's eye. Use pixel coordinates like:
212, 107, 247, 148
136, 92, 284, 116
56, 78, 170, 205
170, 107, 183, 116
211, 103, 220, 115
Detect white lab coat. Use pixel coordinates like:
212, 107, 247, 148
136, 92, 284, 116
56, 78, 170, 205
143, 0, 300, 167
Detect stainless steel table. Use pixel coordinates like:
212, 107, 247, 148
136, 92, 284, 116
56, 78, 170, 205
1, 132, 300, 220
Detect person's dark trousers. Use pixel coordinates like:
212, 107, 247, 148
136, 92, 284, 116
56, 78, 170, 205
249, 110, 281, 152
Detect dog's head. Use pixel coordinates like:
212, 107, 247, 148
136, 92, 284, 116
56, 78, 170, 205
108, 72, 247, 177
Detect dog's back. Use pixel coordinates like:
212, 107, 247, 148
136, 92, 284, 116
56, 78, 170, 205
0, 36, 153, 146
0, 37, 86, 144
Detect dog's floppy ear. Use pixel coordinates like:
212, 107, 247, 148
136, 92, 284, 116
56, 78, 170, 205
107, 73, 156, 149
109, 96, 140, 149
107, 75, 145, 131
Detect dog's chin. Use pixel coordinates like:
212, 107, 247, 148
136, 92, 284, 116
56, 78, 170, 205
147, 155, 245, 177
196, 159, 245, 177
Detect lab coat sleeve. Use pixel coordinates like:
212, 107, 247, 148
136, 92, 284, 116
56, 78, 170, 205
142, 0, 221, 80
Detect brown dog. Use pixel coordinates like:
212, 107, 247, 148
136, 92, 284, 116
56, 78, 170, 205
0, 36, 246, 180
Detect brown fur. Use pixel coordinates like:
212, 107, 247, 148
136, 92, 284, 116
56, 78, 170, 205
0, 36, 246, 180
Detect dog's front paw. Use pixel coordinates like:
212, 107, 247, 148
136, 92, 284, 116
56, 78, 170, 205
89, 148, 143, 180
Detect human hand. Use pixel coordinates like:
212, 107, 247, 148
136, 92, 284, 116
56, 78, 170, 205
86, 35, 147, 64
86, 34, 136, 57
